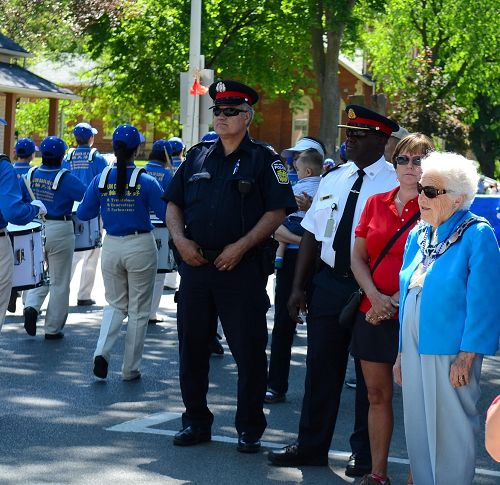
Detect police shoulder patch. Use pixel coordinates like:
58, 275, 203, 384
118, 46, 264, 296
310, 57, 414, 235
271, 160, 289, 185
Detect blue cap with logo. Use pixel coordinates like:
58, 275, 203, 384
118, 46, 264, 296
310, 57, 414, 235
201, 131, 218, 142
15, 138, 38, 157
152, 139, 173, 155
73, 122, 98, 141
168, 137, 185, 154
112, 124, 145, 149
40, 136, 68, 159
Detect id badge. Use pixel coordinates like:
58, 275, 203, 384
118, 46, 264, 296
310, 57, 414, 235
324, 218, 336, 238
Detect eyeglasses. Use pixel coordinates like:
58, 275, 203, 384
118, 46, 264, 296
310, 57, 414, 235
212, 107, 248, 117
395, 155, 423, 166
417, 182, 449, 198
346, 128, 386, 138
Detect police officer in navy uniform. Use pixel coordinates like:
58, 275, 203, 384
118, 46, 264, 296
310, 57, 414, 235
164, 80, 296, 453
268, 105, 399, 476
63, 122, 108, 306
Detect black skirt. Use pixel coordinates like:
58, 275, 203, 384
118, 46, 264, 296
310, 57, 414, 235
350, 311, 399, 364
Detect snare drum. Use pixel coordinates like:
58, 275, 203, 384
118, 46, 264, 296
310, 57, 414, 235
7, 221, 46, 290
72, 201, 102, 251
151, 218, 176, 273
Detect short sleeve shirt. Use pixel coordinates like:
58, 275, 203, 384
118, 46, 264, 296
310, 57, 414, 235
163, 134, 297, 249
355, 187, 420, 312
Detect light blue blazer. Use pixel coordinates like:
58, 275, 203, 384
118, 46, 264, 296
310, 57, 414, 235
399, 210, 500, 356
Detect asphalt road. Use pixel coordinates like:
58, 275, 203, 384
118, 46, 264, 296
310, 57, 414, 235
0, 266, 499, 485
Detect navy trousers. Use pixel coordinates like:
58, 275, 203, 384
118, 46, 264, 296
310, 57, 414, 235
177, 258, 269, 439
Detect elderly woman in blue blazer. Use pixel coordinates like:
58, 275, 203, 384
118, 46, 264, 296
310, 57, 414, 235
393, 151, 500, 485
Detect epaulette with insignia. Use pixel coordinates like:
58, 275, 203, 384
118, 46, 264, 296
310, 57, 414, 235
186, 140, 216, 157
251, 139, 279, 156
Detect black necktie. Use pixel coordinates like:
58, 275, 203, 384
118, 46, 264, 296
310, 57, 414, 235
332, 169, 365, 274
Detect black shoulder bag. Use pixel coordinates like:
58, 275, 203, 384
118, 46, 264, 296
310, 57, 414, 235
339, 210, 420, 329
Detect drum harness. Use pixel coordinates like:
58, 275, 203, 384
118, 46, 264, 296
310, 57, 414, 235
97, 165, 145, 194
66, 147, 98, 165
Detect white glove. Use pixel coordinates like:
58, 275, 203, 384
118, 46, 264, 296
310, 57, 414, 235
31, 200, 47, 216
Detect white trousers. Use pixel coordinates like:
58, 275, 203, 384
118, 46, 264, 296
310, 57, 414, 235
24, 220, 74, 335
149, 273, 165, 319
401, 287, 482, 485
71, 248, 100, 300
94, 232, 157, 379
163, 271, 178, 289
0, 236, 14, 331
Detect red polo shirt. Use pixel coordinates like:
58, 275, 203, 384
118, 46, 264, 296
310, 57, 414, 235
355, 186, 420, 314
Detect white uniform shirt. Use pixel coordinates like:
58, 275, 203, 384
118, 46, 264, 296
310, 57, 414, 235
301, 156, 398, 268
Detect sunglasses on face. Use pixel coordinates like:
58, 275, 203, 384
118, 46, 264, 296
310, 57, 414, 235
346, 128, 386, 138
417, 182, 448, 198
212, 107, 248, 117
395, 155, 423, 166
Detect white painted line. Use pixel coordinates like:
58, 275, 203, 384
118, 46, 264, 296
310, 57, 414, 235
107, 412, 500, 478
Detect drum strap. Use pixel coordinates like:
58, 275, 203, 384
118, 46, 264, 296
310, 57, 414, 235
67, 147, 97, 162
98, 166, 145, 193
52, 169, 69, 190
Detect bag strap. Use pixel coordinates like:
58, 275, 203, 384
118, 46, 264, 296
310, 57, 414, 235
371, 210, 420, 276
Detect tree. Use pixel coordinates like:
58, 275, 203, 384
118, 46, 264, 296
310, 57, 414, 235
365, 0, 500, 166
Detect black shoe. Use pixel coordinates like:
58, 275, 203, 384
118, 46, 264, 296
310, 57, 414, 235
7, 290, 18, 313
209, 336, 224, 356
77, 299, 95, 306
268, 443, 328, 467
345, 455, 371, 477
45, 332, 64, 340
148, 317, 163, 324
237, 432, 261, 453
264, 389, 286, 404
173, 426, 211, 446
93, 356, 108, 379
23, 307, 38, 336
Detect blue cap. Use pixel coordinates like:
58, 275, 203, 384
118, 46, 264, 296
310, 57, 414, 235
40, 136, 68, 159
152, 139, 173, 155
168, 136, 185, 153
15, 138, 38, 157
201, 131, 218, 142
112, 124, 145, 149
73, 122, 98, 141
0, 117, 7, 126
339, 142, 346, 160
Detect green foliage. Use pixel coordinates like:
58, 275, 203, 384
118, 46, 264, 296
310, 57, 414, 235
365, 0, 500, 162
15, 99, 49, 138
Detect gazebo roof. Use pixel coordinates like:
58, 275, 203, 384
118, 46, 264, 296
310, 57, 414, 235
0, 33, 30, 58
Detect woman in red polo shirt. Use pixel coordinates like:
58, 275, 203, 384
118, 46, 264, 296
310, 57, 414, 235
350, 133, 434, 485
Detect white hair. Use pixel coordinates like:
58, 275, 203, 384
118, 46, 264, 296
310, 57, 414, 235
241, 102, 255, 127
420, 151, 479, 210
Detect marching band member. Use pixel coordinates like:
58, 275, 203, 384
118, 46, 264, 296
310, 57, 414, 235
77, 124, 166, 381
145, 139, 173, 324
0, 149, 46, 330
22, 136, 86, 339
63, 122, 108, 306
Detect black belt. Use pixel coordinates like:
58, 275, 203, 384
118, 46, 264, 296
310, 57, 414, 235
127, 230, 150, 236
45, 215, 72, 221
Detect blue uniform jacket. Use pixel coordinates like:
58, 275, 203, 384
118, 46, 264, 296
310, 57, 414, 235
21, 165, 86, 217
399, 210, 500, 356
0, 158, 38, 228
62, 146, 108, 187
12, 162, 31, 190
77, 165, 166, 236
145, 161, 173, 191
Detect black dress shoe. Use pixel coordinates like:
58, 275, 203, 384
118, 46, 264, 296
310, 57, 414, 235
45, 332, 64, 340
93, 356, 108, 379
237, 432, 261, 453
268, 443, 328, 467
264, 389, 286, 404
77, 299, 96, 306
173, 426, 211, 446
345, 454, 371, 477
8, 290, 18, 313
23, 307, 38, 336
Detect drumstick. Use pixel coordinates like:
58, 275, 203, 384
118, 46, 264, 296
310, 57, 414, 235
23, 175, 46, 222
164, 147, 173, 170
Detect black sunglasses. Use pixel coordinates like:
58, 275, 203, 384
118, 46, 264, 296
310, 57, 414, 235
395, 155, 423, 166
417, 182, 448, 199
346, 128, 386, 138
212, 107, 248, 117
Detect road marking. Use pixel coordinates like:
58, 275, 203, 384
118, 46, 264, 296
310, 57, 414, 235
107, 412, 500, 478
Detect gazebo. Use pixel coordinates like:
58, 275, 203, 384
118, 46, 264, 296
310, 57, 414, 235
0, 33, 78, 155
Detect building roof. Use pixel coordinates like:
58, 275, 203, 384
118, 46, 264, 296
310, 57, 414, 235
0, 32, 30, 58
30, 55, 97, 87
0, 62, 78, 100
339, 54, 374, 87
